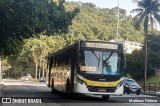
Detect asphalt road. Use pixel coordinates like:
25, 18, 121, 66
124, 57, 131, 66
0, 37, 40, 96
1, 79, 160, 106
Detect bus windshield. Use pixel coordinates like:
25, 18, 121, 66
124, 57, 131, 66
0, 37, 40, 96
79, 50, 122, 75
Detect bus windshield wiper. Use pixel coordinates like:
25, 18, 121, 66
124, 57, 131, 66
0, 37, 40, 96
105, 52, 113, 62
91, 50, 100, 67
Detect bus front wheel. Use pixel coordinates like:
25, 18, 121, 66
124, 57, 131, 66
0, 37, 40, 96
66, 79, 70, 92
102, 95, 110, 100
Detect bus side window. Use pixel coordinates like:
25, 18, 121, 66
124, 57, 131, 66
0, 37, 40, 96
52, 57, 54, 68
64, 51, 67, 65
71, 49, 76, 64
64, 51, 70, 65
55, 55, 58, 67
68, 51, 71, 64
58, 54, 61, 66
60, 53, 64, 66
53, 56, 56, 67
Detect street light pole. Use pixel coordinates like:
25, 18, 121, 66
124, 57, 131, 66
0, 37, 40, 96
116, 0, 120, 41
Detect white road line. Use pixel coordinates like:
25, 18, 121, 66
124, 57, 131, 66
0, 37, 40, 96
139, 103, 155, 106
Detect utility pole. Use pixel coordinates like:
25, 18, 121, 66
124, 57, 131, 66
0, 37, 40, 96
0, 58, 2, 83
116, 0, 120, 41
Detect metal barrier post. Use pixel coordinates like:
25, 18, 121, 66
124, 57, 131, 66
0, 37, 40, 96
155, 83, 156, 94
149, 83, 150, 93
143, 83, 145, 94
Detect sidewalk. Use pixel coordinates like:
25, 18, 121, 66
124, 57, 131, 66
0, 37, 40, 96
0, 80, 4, 97
143, 92, 160, 97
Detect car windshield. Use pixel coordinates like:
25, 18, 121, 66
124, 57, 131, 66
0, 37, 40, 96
123, 79, 136, 84
79, 50, 123, 75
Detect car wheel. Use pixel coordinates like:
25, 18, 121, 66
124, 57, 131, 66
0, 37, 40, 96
123, 87, 125, 94
136, 90, 140, 95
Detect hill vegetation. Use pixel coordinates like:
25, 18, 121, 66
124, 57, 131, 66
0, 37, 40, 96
2, 1, 159, 79
65, 2, 145, 42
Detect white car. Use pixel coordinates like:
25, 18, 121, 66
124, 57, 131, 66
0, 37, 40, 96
21, 76, 30, 80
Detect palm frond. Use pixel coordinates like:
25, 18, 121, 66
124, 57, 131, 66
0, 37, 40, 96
153, 13, 160, 25
130, 8, 144, 13
137, 0, 146, 8
152, 0, 160, 12
132, 0, 160, 31
132, 11, 143, 22
133, 11, 148, 30
152, 0, 160, 8
133, 18, 141, 30
149, 14, 157, 29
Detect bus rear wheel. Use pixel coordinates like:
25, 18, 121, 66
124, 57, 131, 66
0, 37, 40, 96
102, 95, 110, 100
51, 79, 55, 93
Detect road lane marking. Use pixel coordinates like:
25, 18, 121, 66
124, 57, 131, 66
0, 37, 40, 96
139, 103, 155, 106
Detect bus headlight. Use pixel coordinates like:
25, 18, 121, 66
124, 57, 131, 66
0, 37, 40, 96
77, 78, 87, 86
117, 81, 123, 89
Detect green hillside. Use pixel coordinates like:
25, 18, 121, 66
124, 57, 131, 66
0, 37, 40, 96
65, 1, 144, 42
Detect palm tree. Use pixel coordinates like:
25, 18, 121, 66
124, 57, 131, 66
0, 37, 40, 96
131, 0, 160, 92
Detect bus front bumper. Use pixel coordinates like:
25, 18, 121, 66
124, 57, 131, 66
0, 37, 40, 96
75, 81, 123, 96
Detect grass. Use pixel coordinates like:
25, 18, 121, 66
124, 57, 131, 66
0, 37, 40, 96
32, 78, 39, 82
146, 75, 160, 84
137, 75, 160, 84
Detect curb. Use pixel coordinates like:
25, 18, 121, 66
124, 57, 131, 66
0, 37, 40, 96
145, 94, 160, 97
142, 92, 160, 97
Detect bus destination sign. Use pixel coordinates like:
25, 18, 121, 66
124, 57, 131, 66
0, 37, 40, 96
83, 42, 118, 49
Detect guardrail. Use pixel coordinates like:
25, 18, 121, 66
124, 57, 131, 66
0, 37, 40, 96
140, 83, 160, 95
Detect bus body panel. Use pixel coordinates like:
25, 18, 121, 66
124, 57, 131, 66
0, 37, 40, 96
47, 41, 125, 96
75, 74, 123, 95
51, 65, 71, 91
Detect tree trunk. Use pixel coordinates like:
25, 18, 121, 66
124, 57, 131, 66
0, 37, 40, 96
42, 61, 45, 77
35, 61, 38, 79
39, 56, 41, 79
39, 68, 41, 79
144, 16, 149, 93
8, 70, 9, 78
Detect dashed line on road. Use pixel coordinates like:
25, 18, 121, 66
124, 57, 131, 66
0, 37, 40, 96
139, 103, 155, 106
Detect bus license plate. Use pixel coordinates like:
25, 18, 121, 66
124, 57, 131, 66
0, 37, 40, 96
98, 88, 106, 92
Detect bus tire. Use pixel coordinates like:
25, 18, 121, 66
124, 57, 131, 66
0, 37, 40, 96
51, 79, 55, 93
102, 95, 110, 101
66, 79, 70, 92
123, 89, 125, 94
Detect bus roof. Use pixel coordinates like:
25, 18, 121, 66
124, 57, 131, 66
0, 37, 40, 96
48, 40, 122, 58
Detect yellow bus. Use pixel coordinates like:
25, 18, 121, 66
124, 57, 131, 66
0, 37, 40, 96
47, 41, 125, 100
